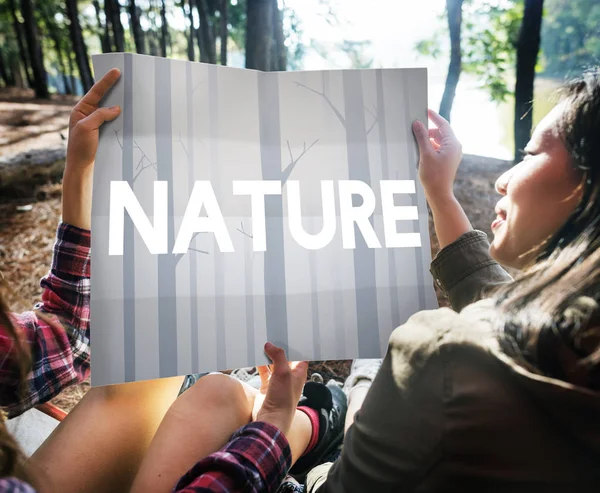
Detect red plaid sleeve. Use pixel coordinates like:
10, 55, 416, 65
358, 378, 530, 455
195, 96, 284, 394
0, 223, 91, 418
174, 422, 292, 493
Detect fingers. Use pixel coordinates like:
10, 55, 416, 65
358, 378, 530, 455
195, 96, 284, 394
428, 127, 442, 143
264, 342, 289, 376
427, 109, 455, 138
412, 120, 434, 157
85, 68, 122, 106
79, 106, 121, 131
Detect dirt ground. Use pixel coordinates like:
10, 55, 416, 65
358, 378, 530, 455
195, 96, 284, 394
0, 88, 515, 412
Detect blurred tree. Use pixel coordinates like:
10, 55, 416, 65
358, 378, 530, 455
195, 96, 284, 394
220, 0, 227, 65
93, 0, 112, 53
105, 0, 125, 52
541, 0, 600, 78
182, 0, 196, 60
41, 1, 72, 94
245, 0, 271, 70
160, 0, 170, 56
129, 0, 146, 54
439, 0, 463, 122
338, 40, 373, 69
417, 1, 522, 103
514, 0, 544, 162
197, 0, 216, 63
66, 0, 94, 92
8, 0, 34, 87
271, 0, 285, 71
20, 0, 49, 98
0, 47, 15, 86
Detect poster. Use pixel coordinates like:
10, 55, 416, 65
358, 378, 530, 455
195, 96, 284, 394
90, 53, 438, 386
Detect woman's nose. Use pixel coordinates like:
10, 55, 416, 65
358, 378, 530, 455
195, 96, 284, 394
495, 169, 511, 195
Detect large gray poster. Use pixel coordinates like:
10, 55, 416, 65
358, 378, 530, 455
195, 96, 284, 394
91, 53, 438, 387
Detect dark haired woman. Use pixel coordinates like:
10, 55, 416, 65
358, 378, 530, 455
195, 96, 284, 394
302, 69, 600, 492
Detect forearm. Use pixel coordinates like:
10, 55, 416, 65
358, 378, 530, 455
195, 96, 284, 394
61, 167, 93, 231
427, 194, 473, 250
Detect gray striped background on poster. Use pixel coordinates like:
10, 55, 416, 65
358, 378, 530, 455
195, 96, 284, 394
90, 54, 438, 386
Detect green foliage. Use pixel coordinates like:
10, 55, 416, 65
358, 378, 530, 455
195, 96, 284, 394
416, 0, 523, 103
338, 39, 373, 69
541, 0, 600, 78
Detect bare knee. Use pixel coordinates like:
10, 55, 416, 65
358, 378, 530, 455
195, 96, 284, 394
185, 374, 252, 419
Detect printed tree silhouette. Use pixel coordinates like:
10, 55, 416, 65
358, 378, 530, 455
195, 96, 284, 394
237, 221, 256, 364
296, 71, 381, 357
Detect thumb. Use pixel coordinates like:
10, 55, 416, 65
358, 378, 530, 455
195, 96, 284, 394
79, 106, 121, 131
412, 120, 433, 157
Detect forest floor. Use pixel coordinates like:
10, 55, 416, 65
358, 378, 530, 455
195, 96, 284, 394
0, 88, 515, 412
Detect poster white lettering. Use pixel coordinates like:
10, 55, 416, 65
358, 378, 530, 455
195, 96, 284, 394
91, 53, 438, 386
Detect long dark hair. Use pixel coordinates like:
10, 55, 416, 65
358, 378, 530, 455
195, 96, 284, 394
0, 284, 32, 479
493, 68, 600, 387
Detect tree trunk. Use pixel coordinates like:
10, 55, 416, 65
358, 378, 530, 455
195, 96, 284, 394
184, 0, 196, 61
160, 0, 169, 57
43, 14, 72, 94
514, 0, 544, 162
11, 58, 25, 88
93, 0, 112, 53
106, 0, 126, 52
8, 0, 34, 88
129, 0, 146, 54
20, 0, 49, 98
65, 0, 94, 92
67, 50, 77, 95
220, 0, 228, 65
439, 0, 463, 122
270, 0, 286, 71
197, 0, 216, 63
245, 0, 272, 70
0, 48, 15, 87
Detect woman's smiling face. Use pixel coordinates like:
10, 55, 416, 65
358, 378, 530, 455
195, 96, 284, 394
490, 102, 584, 269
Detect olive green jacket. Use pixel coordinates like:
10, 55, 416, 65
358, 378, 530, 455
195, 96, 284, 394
306, 230, 600, 493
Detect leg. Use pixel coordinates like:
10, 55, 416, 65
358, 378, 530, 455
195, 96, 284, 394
344, 385, 369, 433
27, 376, 184, 493
131, 373, 313, 493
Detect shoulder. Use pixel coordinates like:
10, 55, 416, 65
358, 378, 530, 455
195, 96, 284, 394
388, 300, 499, 387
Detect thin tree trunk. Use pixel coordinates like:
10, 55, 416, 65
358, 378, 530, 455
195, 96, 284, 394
129, 0, 146, 54
43, 13, 72, 94
67, 50, 77, 95
197, 0, 216, 63
439, 0, 463, 122
106, 0, 126, 52
93, 0, 111, 53
160, 0, 169, 57
514, 0, 544, 162
270, 0, 286, 71
65, 0, 94, 92
20, 0, 49, 98
220, 0, 228, 65
11, 59, 25, 88
184, 0, 196, 61
0, 48, 15, 86
8, 0, 33, 87
245, 0, 272, 70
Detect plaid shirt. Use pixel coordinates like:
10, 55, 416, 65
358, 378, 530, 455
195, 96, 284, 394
0, 223, 90, 419
0, 223, 296, 493
174, 421, 292, 493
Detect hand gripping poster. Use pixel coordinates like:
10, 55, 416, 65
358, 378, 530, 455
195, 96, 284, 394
90, 53, 438, 386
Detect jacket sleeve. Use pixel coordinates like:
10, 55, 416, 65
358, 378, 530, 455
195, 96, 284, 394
430, 230, 513, 312
0, 223, 90, 418
306, 309, 454, 493
173, 422, 292, 493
